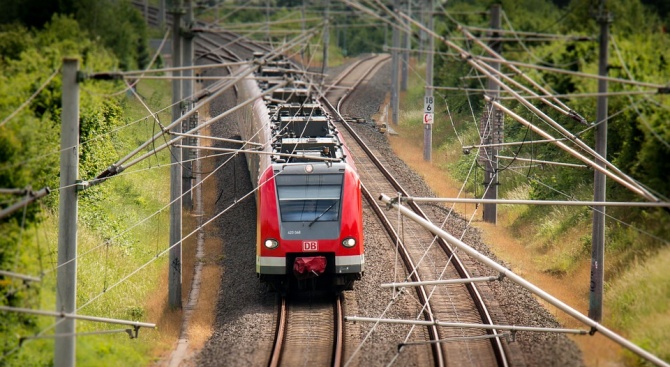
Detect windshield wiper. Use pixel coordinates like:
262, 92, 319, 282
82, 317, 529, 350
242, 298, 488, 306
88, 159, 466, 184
308, 201, 337, 227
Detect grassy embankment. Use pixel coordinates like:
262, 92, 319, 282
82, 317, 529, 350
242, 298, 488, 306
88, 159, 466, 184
384, 60, 669, 366
11, 79, 182, 366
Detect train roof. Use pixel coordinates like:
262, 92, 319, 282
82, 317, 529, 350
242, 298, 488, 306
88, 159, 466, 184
253, 60, 349, 167
271, 161, 349, 174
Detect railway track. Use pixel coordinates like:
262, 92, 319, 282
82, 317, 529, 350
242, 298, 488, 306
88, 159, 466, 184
134, 2, 512, 362
321, 57, 511, 367
269, 295, 344, 367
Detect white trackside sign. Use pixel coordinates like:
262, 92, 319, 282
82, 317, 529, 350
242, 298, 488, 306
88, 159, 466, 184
424, 96, 434, 113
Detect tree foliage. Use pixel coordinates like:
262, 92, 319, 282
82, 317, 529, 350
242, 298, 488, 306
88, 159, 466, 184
0, 0, 149, 70
0, 14, 126, 363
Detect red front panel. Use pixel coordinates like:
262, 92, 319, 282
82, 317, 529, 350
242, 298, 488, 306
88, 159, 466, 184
257, 165, 364, 274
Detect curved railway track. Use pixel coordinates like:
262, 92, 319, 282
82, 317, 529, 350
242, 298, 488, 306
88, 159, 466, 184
321, 56, 511, 367
134, 2, 513, 364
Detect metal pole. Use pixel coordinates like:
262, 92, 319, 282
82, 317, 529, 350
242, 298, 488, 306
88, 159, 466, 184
159, 0, 166, 29
266, 0, 270, 40
0, 187, 50, 220
143, 0, 149, 23
323, 0, 330, 73
400, 0, 409, 91
423, 0, 433, 161
182, 0, 194, 211
394, 9, 659, 201
401, 196, 670, 208
56, 57, 79, 367
169, 0, 183, 310
390, 0, 400, 125
301, 0, 306, 61
482, 4, 501, 224
590, 0, 611, 323
419, 1, 425, 63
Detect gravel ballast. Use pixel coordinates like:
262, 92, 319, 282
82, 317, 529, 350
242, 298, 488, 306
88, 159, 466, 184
192, 58, 584, 367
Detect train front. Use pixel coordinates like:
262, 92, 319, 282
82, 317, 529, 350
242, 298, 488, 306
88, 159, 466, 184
256, 161, 364, 292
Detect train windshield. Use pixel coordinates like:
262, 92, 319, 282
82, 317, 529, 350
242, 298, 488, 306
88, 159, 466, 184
275, 173, 343, 223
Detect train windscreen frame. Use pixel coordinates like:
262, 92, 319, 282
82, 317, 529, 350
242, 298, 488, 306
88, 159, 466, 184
275, 173, 343, 223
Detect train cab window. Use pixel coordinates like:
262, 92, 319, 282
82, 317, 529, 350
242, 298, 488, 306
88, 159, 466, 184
275, 174, 343, 223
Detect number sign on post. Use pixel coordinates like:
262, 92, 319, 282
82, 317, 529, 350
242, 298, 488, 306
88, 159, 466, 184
423, 96, 434, 124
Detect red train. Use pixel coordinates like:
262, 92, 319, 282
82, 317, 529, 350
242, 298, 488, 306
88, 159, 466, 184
236, 56, 364, 292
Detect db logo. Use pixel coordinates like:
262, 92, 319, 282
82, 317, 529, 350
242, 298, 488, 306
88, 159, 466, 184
303, 241, 318, 251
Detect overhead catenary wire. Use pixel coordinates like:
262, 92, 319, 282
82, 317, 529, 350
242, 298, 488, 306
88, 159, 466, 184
499, 7, 596, 70
340, 0, 412, 34
0, 68, 60, 128
610, 36, 670, 150
472, 54, 670, 90
207, 17, 323, 30
86, 28, 172, 99
460, 27, 581, 121
508, 169, 670, 246
379, 194, 670, 367
325, 34, 500, 364
335, 4, 668, 364
49, 40, 329, 297
488, 97, 656, 200
395, 10, 659, 201
102, 80, 289, 179
44, 151, 237, 276
120, 60, 252, 76
462, 25, 595, 41
27, 135, 261, 348
95, 66, 260, 180
402, 196, 670, 208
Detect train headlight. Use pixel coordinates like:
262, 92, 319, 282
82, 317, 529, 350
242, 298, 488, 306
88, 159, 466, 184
264, 239, 279, 249
342, 238, 356, 248
304, 164, 313, 173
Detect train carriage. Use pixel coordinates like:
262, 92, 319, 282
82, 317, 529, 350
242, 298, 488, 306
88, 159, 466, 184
236, 56, 364, 292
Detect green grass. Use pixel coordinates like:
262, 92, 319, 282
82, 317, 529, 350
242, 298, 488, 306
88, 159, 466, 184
398, 55, 669, 366
6, 79, 173, 366
607, 248, 670, 366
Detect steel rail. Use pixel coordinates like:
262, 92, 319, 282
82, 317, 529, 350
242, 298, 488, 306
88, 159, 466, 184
268, 296, 287, 367
321, 59, 446, 367
358, 184, 445, 367
324, 56, 509, 367
336, 55, 390, 113
380, 193, 670, 367
333, 295, 344, 367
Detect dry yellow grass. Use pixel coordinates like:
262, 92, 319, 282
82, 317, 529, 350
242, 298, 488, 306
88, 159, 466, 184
146, 110, 223, 363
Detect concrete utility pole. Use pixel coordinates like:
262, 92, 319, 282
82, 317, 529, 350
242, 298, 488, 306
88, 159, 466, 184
266, 0, 270, 40
301, 0, 306, 61
182, 0, 194, 210
423, 0, 434, 161
401, 0, 410, 91
323, 0, 330, 73
589, 0, 611, 323
169, 0, 183, 310
143, 0, 149, 23
419, 1, 426, 63
55, 57, 79, 367
391, 0, 400, 124
482, 4, 502, 224
159, 0, 166, 29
